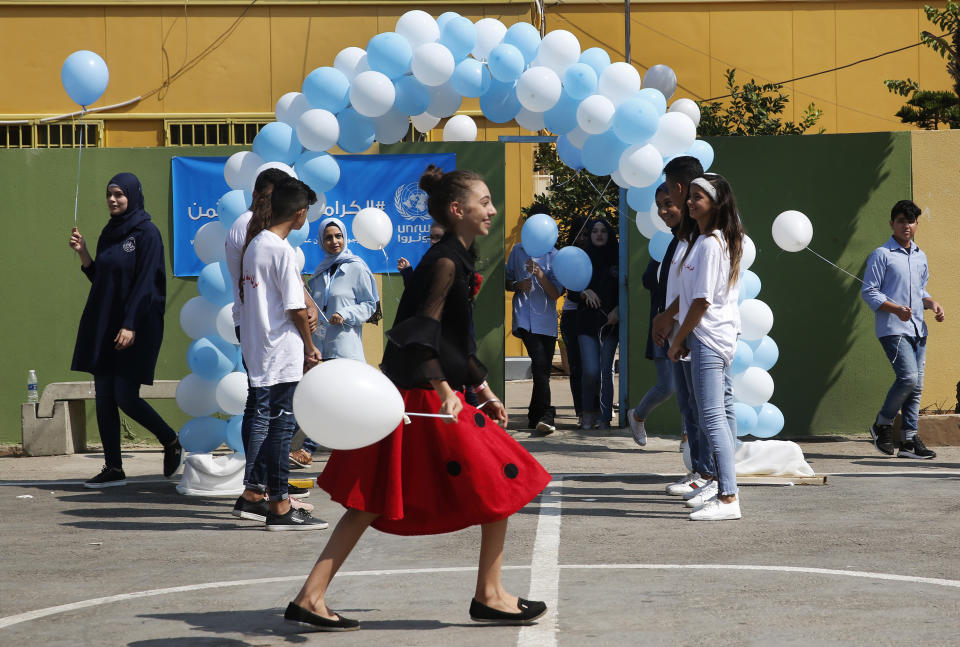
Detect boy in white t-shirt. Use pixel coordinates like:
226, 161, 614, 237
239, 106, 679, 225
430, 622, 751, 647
236, 177, 326, 531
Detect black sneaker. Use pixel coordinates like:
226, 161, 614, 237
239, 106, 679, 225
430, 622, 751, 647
163, 439, 184, 478
898, 437, 936, 459
266, 507, 329, 531
287, 484, 310, 498
869, 423, 896, 456
232, 495, 269, 522
84, 466, 127, 489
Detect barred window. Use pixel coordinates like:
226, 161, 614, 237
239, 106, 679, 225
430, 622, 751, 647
0, 124, 32, 148
36, 122, 101, 148
166, 119, 269, 146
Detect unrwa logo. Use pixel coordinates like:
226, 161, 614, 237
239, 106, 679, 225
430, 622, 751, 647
394, 182, 431, 221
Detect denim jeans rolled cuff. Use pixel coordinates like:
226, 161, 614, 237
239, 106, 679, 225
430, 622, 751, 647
261, 381, 299, 501
241, 383, 270, 492
634, 356, 676, 419
688, 334, 738, 496
876, 335, 926, 433
675, 360, 710, 477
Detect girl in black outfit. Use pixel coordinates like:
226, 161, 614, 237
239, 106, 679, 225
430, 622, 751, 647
69, 172, 181, 488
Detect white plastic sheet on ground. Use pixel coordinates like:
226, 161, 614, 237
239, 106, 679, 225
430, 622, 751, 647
734, 440, 814, 477
176, 453, 245, 496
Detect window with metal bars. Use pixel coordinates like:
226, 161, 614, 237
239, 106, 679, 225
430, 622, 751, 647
165, 120, 269, 146
0, 124, 32, 148
36, 122, 101, 148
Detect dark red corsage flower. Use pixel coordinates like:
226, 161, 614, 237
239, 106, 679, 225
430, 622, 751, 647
471, 272, 483, 299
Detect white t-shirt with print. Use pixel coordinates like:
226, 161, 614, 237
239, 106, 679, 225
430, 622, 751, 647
225, 210, 253, 327
238, 230, 306, 387
677, 232, 740, 364
664, 239, 688, 349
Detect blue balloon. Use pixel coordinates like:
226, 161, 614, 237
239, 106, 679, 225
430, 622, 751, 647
754, 403, 784, 438
521, 213, 559, 257
252, 122, 302, 165
553, 246, 592, 291
556, 135, 583, 170
579, 47, 611, 76
367, 32, 412, 80
225, 415, 244, 454
733, 402, 758, 437
752, 336, 780, 371
563, 63, 598, 101
479, 80, 521, 123
295, 151, 341, 194
217, 190, 250, 227
302, 67, 350, 113
687, 139, 715, 172
187, 336, 237, 381
487, 43, 525, 83
543, 91, 580, 135
394, 75, 431, 116
648, 231, 672, 262
581, 130, 628, 177
732, 340, 754, 374
451, 58, 491, 98
503, 22, 541, 63
198, 261, 233, 306
739, 269, 761, 303
61, 50, 109, 107
637, 88, 667, 115
440, 16, 477, 61
179, 416, 228, 454
436, 12, 461, 30
287, 218, 311, 247
626, 184, 658, 213
612, 98, 659, 145
336, 108, 375, 153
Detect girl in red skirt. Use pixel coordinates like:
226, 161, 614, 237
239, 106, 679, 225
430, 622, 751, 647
283, 165, 551, 632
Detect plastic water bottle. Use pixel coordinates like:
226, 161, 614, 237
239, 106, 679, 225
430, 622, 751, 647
27, 370, 39, 403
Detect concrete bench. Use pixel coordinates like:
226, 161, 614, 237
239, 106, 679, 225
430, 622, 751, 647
21, 380, 179, 457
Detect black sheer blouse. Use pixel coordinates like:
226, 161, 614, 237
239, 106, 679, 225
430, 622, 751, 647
380, 234, 487, 390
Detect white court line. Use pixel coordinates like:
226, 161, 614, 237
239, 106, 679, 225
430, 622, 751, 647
2, 563, 959, 631
518, 479, 563, 647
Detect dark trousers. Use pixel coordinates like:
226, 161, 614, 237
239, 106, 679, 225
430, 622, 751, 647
559, 310, 583, 415
516, 328, 556, 426
94, 372, 177, 470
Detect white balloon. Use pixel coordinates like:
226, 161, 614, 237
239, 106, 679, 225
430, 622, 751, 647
473, 18, 507, 60
649, 112, 697, 157
176, 373, 219, 417
411, 42, 455, 86
411, 111, 440, 133
515, 107, 546, 132
352, 207, 393, 250
576, 94, 616, 134
643, 64, 678, 100
295, 246, 306, 273
216, 303, 239, 344
293, 359, 405, 450
669, 97, 701, 127
275, 92, 312, 126
567, 126, 589, 148
599, 62, 642, 106
396, 10, 440, 48
650, 201, 672, 234
224, 151, 265, 191
516, 66, 562, 112
741, 234, 756, 271
771, 210, 813, 252
610, 169, 630, 188
443, 114, 477, 141
350, 70, 396, 118
733, 367, 775, 407
216, 372, 249, 416
618, 144, 664, 188
374, 108, 411, 144
740, 298, 774, 340
535, 29, 581, 76
635, 209, 658, 239
193, 221, 228, 264
427, 82, 462, 118
334, 46, 368, 81
307, 194, 328, 222
180, 296, 220, 339
296, 108, 340, 152
250, 161, 296, 194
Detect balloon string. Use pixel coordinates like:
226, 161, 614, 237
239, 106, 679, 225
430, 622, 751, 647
73, 108, 86, 229
404, 412, 456, 420
805, 246, 864, 285
382, 247, 402, 304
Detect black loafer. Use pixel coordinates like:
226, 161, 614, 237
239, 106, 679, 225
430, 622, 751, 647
283, 601, 359, 632
469, 597, 547, 625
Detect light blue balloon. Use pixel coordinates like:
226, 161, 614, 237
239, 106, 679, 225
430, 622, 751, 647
754, 403, 784, 438
612, 98, 659, 145
487, 43, 525, 83
732, 340, 754, 374
336, 108, 375, 153
687, 139, 715, 171
734, 402, 758, 437
394, 75, 431, 116
752, 336, 780, 371
563, 63, 598, 101
179, 416, 228, 454
648, 231, 672, 262
553, 246, 592, 291
581, 130, 628, 177
61, 50, 110, 107
198, 261, 233, 306
450, 58, 491, 98
287, 218, 311, 247
440, 16, 476, 61
302, 67, 350, 113
503, 22, 541, 63
626, 184, 659, 213
556, 135, 583, 170
295, 151, 341, 194
225, 415, 244, 454
479, 80, 521, 123
543, 91, 580, 135
637, 87, 667, 115
366, 32, 412, 80
436, 12, 461, 31
187, 336, 237, 381
252, 122, 302, 165
579, 47, 611, 76
217, 190, 250, 227
739, 269, 761, 302
521, 213, 559, 257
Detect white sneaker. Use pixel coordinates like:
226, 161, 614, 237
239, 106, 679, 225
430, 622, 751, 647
689, 497, 741, 521
684, 481, 719, 507
628, 409, 647, 446
681, 478, 714, 500
665, 473, 700, 496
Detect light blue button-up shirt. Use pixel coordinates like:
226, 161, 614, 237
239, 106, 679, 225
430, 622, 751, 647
861, 236, 931, 339
506, 244, 562, 337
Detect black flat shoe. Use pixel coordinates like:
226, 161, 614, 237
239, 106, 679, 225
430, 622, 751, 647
469, 597, 547, 625
283, 601, 360, 632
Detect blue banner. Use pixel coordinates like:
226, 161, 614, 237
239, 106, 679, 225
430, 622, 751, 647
171, 152, 456, 277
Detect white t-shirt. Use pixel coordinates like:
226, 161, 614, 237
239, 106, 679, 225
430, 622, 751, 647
664, 239, 688, 349
225, 210, 253, 327
238, 230, 307, 387
676, 232, 740, 364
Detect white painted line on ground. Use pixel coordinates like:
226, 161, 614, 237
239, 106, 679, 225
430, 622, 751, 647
0, 479, 179, 487
518, 480, 563, 647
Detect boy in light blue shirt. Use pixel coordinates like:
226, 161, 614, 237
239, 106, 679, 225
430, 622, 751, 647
861, 200, 944, 458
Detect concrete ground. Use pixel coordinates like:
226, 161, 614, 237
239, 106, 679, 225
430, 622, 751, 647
2, 377, 959, 646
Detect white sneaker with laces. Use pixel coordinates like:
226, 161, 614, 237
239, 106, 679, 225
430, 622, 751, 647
628, 409, 647, 446
665, 473, 700, 496
684, 481, 719, 508
682, 478, 714, 501
689, 497, 741, 521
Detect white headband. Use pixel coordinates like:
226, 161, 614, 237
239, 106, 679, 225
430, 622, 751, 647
690, 177, 718, 202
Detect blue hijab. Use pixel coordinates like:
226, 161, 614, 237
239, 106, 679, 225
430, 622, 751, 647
311, 217, 363, 276
100, 172, 151, 245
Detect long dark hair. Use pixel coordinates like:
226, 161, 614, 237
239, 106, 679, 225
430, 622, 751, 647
580, 218, 618, 267
679, 174, 743, 288
240, 168, 291, 262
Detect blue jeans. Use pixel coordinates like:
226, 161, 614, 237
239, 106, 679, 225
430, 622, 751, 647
93, 372, 177, 470
876, 335, 926, 435
241, 381, 297, 500
634, 356, 675, 419
687, 335, 738, 496
674, 360, 710, 477
560, 310, 583, 415
579, 326, 618, 422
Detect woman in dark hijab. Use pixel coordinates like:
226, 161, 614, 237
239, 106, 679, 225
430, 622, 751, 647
69, 172, 182, 488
